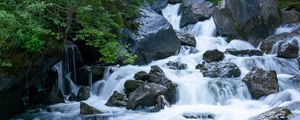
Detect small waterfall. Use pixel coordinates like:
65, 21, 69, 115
275, 23, 300, 35
53, 62, 65, 95
64, 44, 79, 84
162, 4, 181, 31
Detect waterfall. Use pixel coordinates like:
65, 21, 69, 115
64, 44, 79, 84
53, 62, 65, 95
17, 3, 300, 120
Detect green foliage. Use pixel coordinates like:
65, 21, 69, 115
210, 0, 221, 5
0, 0, 141, 68
278, 0, 300, 9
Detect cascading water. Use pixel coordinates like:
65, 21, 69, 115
15, 3, 300, 120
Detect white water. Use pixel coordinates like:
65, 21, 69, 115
275, 23, 300, 35
16, 4, 300, 120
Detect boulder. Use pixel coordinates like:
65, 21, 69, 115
277, 42, 299, 58
180, 1, 215, 27
144, 0, 168, 13
148, 65, 172, 86
182, 112, 215, 119
196, 61, 241, 78
124, 80, 144, 93
80, 102, 102, 115
175, 30, 196, 47
134, 71, 149, 81
281, 9, 300, 24
260, 27, 300, 53
254, 107, 292, 120
168, 0, 182, 4
29, 85, 65, 105
166, 61, 188, 70
203, 49, 225, 63
106, 91, 128, 107
213, 0, 280, 46
121, 9, 181, 65
156, 95, 170, 109
225, 48, 264, 56
127, 83, 168, 109
76, 86, 90, 101
242, 67, 279, 99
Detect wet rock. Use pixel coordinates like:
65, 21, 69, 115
225, 48, 264, 56
203, 49, 225, 63
76, 86, 90, 101
254, 107, 292, 120
180, 1, 214, 27
29, 85, 65, 105
281, 9, 300, 24
166, 61, 188, 70
156, 95, 170, 109
196, 61, 241, 78
168, 0, 182, 4
68, 93, 76, 101
277, 42, 299, 58
182, 112, 215, 119
127, 83, 168, 109
176, 31, 196, 47
124, 80, 144, 93
121, 8, 181, 65
242, 67, 279, 99
80, 102, 102, 115
148, 65, 172, 86
213, 0, 280, 46
134, 71, 149, 81
106, 91, 128, 107
144, 0, 168, 13
260, 26, 300, 53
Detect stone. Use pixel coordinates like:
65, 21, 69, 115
203, 49, 224, 63
166, 61, 188, 70
175, 30, 196, 47
196, 61, 241, 78
106, 91, 128, 107
180, 1, 215, 27
80, 102, 102, 115
127, 83, 168, 109
121, 8, 181, 65
76, 86, 90, 101
225, 48, 264, 56
254, 107, 292, 120
242, 67, 279, 99
134, 71, 149, 81
124, 80, 144, 93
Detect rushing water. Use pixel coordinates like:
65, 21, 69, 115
15, 4, 300, 120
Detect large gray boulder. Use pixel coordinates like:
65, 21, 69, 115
254, 107, 292, 120
213, 0, 280, 46
180, 1, 215, 27
124, 80, 144, 93
127, 83, 168, 109
242, 67, 279, 99
122, 9, 181, 65
144, 0, 168, 13
196, 61, 241, 78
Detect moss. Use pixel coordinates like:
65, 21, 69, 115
210, 0, 221, 5
278, 0, 300, 10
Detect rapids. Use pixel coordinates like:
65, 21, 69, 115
15, 4, 300, 120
